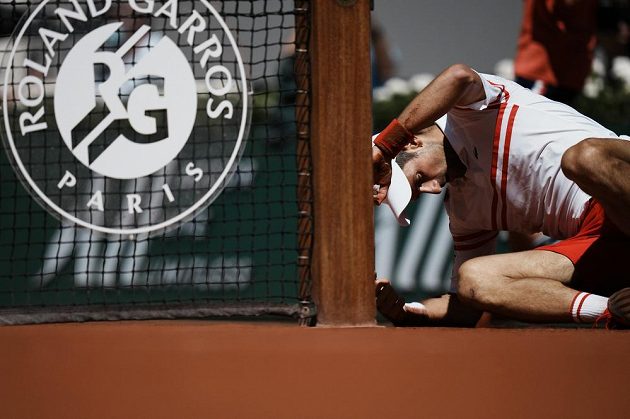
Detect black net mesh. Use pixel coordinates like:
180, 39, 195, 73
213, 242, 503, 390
0, 0, 313, 323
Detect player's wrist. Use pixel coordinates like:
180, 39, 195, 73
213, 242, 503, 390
376, 282, 429, 326
374, 118, 414, 159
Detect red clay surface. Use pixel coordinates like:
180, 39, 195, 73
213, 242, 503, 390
1, 321, 629, 419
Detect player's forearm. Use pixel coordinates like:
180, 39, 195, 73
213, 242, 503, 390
419, 293, 483, 327
376, 282, 481, 327
398, 64, 484, 134
373, 64, 484, 160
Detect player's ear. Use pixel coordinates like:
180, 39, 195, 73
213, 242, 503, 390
404, 135, 423, 150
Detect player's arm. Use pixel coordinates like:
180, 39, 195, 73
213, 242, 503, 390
397, 63, 486, 133
420, 293, 483, 327
373, 64, 486, 204
376, 281, 482, 327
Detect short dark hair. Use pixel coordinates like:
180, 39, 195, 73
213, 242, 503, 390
394, 123, 442, 169
395, 149, 420, 170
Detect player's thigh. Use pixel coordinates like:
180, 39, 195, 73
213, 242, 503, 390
459, 249, 575, 284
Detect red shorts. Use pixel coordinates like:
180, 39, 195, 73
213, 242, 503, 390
536, 199, 629, 296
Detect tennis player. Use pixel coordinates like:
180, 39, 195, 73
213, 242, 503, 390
373, 63, 630, 328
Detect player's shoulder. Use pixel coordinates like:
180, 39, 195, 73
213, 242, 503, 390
476, 72, 506, 85
476, 73, 538, 97
476, 72, 517, 89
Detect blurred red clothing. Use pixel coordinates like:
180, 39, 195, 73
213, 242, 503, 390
515, 0, 598, 92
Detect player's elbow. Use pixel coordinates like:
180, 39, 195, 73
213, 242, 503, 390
444, 63, 477, 88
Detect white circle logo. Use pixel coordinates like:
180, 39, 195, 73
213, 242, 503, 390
56, 22, 197, 179
1, 0, 250, 236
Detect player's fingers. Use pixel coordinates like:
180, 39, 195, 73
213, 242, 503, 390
375, 284, 398, 306
375, 282, 407, 323
403, 302, 427, 316
375, 281, 397, 299
373, 184, 389, 205
376, 283, 430, 326
372, 184, 381, 205
375, 278, 390, 286
375, 284, 396, 308
372, 148, 392, 183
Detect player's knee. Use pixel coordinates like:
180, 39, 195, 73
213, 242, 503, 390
561, 138, 604, 182
457, 259, 500, 307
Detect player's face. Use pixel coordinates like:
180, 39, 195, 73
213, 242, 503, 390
401, 143, 447, 200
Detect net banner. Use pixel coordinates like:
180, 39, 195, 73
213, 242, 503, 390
0, 0, 313, 324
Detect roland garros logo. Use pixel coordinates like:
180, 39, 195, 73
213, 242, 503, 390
2, 0, 249, 235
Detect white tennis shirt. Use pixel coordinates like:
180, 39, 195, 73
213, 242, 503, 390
440, 72, 623, 291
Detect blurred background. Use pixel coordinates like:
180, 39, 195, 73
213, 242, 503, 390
372, 0, 630, 301
373, 0, 522, 77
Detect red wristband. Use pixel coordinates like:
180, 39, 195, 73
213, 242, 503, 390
374, 119, 414, 158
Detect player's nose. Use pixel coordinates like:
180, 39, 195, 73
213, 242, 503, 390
419, 179, 441, 194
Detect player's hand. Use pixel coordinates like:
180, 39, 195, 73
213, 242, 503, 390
375, 279, 429, 326
373, 119, 415, 204
373, 146, 392, 205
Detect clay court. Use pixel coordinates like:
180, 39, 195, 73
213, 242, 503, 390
1, 2, 629, 418
1, 322, 629, 419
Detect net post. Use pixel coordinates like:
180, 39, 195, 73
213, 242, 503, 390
295, 1, 315, 326
309, 0, 375, 326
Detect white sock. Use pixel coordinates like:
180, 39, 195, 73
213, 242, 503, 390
570, 292, 608, 323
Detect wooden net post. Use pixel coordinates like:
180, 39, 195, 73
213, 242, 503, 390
310, 0, 375, 326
